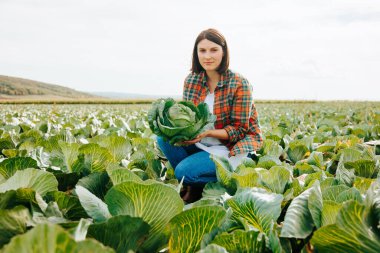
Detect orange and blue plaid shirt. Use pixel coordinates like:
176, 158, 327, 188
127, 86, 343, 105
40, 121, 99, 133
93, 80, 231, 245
183, 69, 263, 157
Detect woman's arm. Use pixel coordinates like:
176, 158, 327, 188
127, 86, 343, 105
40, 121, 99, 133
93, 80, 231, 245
223, 78, 253, 143
180, 129, 228, 145
199, 129, 229, 140
180, 76, 254, 146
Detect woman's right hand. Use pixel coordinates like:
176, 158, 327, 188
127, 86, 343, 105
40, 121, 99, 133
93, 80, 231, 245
176, 137, 202, 146
177, 129, 213, 146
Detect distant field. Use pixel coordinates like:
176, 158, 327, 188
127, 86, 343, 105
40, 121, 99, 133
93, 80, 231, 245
2, 98, 379, 104
0, 98, 155, 104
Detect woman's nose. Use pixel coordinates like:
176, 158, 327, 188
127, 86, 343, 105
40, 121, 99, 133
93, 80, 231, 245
204, 52, 211, 59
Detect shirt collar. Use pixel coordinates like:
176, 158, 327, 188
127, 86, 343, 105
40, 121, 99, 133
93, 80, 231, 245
201, 69, 230, 88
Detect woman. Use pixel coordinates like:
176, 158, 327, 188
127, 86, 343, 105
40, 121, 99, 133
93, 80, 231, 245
157, 28, 262, 202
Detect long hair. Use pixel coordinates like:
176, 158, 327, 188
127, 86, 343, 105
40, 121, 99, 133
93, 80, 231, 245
191, 28, 230, 74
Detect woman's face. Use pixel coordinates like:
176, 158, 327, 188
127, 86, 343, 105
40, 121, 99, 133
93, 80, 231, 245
197, 39, 223, 72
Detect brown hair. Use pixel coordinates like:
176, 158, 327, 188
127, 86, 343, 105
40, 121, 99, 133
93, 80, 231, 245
191, 28, 230, 74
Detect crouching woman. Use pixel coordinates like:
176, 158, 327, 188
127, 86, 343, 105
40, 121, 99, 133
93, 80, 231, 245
157, 28, 262, 202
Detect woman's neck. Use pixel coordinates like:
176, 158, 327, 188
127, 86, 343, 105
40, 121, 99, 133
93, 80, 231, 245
205, 70, 221, 83
205, 70, 221, 93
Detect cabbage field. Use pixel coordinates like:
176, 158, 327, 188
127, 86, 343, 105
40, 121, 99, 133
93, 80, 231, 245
0, 102, 380, 253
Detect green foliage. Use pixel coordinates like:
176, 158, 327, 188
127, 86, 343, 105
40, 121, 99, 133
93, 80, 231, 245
105, 181, 184, 252
311, 200, 380, 253
227, 188, 283, 234
0, 206, 30, 247
0, 157, 38, 179
45, 191, 89, 220
148, 98, 215, 145
0, 168, 58, 197
0, 102, 380, 252
75, 186, 111, 222
281, 182, 318, 238
87, 215, 150, 253
169, 206, 227, 253
211, 230, 266, 253
0, 223, 114, 253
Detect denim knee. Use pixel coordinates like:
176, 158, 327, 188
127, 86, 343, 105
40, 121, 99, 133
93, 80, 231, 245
174, 152, 217, 185
174, 163, 187, 183
156, 136, 165, 149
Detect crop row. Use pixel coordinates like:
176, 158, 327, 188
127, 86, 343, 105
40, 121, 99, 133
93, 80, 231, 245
0, 102, 379, 252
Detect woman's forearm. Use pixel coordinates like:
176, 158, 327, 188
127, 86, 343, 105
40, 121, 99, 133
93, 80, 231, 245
206, 129, 229, 140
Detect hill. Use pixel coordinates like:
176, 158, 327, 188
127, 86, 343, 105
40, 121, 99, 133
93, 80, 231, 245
90, 91, 181, 100
0, 75, 98, 100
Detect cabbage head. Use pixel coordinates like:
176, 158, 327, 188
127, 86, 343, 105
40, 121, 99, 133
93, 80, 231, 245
148, 98, 215, 145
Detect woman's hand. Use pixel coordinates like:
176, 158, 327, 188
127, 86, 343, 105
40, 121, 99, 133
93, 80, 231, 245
176, 129, 228, 146
177, 130, 211, 146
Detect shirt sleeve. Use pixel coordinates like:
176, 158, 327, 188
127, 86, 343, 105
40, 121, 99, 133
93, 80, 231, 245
223, 78, 253, 143
182, 80, 188, 101
182, 73, 192, 101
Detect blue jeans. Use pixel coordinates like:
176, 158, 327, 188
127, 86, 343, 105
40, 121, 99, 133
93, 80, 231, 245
156, 136, 217, 185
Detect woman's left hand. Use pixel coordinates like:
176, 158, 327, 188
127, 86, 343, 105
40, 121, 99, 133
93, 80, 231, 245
177, 130, 211, 145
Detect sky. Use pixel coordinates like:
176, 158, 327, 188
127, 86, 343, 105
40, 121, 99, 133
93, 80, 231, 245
0, 0, 379, 100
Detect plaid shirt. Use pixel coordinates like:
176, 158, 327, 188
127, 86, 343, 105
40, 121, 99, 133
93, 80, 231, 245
183, 69, 263, 157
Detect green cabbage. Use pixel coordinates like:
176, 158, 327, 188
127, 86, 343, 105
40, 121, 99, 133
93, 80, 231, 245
148, 98, 215, 145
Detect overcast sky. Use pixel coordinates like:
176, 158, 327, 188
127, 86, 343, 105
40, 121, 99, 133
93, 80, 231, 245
0, 0, 379, 100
